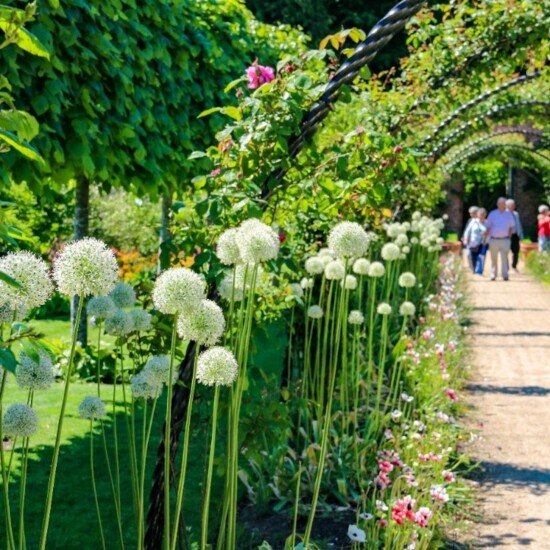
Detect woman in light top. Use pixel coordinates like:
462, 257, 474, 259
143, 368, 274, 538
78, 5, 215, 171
463, 208, 488, 274
475, 208, 489, 275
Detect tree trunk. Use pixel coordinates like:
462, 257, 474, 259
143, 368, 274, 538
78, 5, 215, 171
71, 178, 90, 345
158, 193, 172, 273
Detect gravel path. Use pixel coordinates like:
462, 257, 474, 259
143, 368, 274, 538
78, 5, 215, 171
465, 266, 550, 548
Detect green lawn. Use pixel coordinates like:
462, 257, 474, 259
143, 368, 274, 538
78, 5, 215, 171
31, 317, 117, 348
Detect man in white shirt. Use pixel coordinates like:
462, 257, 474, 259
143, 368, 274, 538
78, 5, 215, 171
506, 198, 523, 272
485, 197, 516, 281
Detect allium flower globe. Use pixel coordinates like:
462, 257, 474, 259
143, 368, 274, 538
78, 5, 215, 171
78, 396, 107, 420
218, 274, 243, 302
236, 219, 279, 264
131, 372, 163, 400
342, 275, 358, 290
307, 305, 324, 319
304, 256, 324, 275
53, 238, 118, 297
377, 302, 392, 315
0, 303, 26, 323
196, 347, 238, 387
109, 282, 136, 308
129, 309, 153, 331
328, 221, 370, 259
324, 260, 345, 280
395, 233, 409, 246
216, 228, 242, 265
3, 403, 38, 437
0, 251, 53, 310
399, 301, 416, 316
381, 243, 401, 261
398, 272, 417, 288
348, 310, 364, 325
352, 258, 370, 275
177, 299, 225, 347
289, 283, 304, 299
368, 262, 386, 278
300, 277, 314, 290
104, 309, 133, 336
16, 351, 55, 390
87, 296, 116, 320
152, 267, 206, 315
142, 355, 177, 386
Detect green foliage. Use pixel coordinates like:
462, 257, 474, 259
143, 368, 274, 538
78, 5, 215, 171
526, 251, 550, 285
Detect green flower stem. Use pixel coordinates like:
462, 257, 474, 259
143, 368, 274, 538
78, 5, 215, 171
17, 390, 34, 550
171, 352, 199, 549
290, 463, 302, 549
111, 364, 122, 534
89, 420, 106, 550
318, 281, 334, 413
201, 385, 220, 550
39, 297, 84, 550
373, 315, 390, 428
96, 321, 103, 396
365, 277, 377, 403
163, 320, 179, 550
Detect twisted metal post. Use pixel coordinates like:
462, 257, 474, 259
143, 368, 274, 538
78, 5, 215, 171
417, 71, 542, 149
427, 100, 550, 159
144, 2, 427, 547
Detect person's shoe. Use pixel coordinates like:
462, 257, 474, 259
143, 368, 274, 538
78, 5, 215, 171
490, 276, 496, 281
503, 277, 509, 281
514, 268, 520, 273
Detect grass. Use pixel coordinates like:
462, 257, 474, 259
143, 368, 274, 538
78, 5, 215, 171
31, 317, 116, 349
526, 251, 550, 285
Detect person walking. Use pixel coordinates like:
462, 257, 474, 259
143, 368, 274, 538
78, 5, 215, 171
506, 198, 523, 272
463, 208, 487, 274
462, 206, 479, 271
485, 197, 516, 281
538, 204, 550, 252
475, 208, 489, 275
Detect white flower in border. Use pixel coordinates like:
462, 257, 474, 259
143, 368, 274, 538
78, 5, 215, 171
398, 272, 416, 288
347, 524, 366, 543
328, 221, 370, 259
2, 403, 38, 437
304, 256, 324, 275
16, 351, 55, 390
196, 346, 238, 387
381, 242, 400, 261
152, 267, 206, 315
216, 228, 242, 265
109, 282, 136, 308
307, 305, 324, 319
236, 219, 279, 264
300, 277, 314, 290
395, 233, 409, 246
399, 301, 416, 316
87, 296, 117, 320
377, 302, 392, 315
348, 310, 364, 325
129, 309, 153, 331
177, 299, 225, 347
131, 372, 163, 400
104, 309, 133, 336
352, 258, 370, 275
142, 355, 176, 386
290, 283, 304, 298
78, 396, 107, 420
368, 261, 385, 278
325, 260, 345, 280
341, 274, 358, 290
0, 303, 26, 323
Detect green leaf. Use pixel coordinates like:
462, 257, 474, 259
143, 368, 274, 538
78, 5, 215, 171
224, 76, 246, 93
221, 106, 242, 121
198, 107, 222, 119
0, 348, 17, 374
0, 21, 50, 59
0, 129, 43, 162
0, 109, 39, 140
0, 270, 21, 288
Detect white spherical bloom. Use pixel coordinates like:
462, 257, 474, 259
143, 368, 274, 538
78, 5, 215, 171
325, 260, 345, 280
236, 219, 279, 264
0, 251, 53, 310
385, 223, 401, 239
342, 275, 358, 290
129, 309, 152, 331
368, 262, 385, 278
402, 222, 411, 231
177, 299, 225, 347
300, 277, 314, 290
196, 346, 238, 387
352, 258, 370, 275
307, 305, 324, 319
399, 301, 416, 316
381, 243, 401, 261
399, 253, 407, 260
233, 264, 265, 293
152, 267, 206, 315
402, 245, 410, 254
398, 272, 417, 288
420, 239, 430, 248
218, 273, 243, 302
131, 372, 163, 400
319, 254, 333, 268
53, 238, 118, 297
87, 296, 116, 321
410, 237, 419, 244
304, 256, 324, 275
395, 233, 409, 246
377, 302, 392, 315
78, 396, 107, 420
328, 221, 370, 259
109, 282, 136, 308
16, 351, 55, 390
2, 403, 38, 437
436, 237, 444, 244
142, 355, 176, 386
290, 283, 304, 298
348, 310, 364, 325
412, 211, 421, 221
0, 303, 26, 323
318, 247, 333, 257
216, 228, 242, 265
104, 309, 133, 336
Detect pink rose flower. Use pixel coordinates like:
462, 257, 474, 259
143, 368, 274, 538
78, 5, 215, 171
246, 63, 275, 90
446, 388, 457, 401
414, 507, 433, 527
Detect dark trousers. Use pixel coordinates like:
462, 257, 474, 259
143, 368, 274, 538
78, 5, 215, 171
510, 234, 520, 268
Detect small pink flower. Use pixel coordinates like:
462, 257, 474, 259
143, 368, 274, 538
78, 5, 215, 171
378, 519, 388, 528
245, 62, 275, 90
414, 506, 433, 527
391, 496, 416, 524
418, 452, 442, 462
419, 316, 426, 324
374, 472, 391, 490
210, 168, 221, 177
442, 470, 455, 483
430, 484, 449, 503
446, 388, 457, 401
378, 460, 394, 474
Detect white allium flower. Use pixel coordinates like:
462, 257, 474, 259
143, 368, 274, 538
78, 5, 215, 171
328, 221, 370, 259
0, 251, 53, 309
307, 305, 324, 319
104, 309, 133, 336
300, 277, 314, 290
319, 254, 333, 268
16, 351, 55, 390
395, 233, 409, 246
290, 283, 304, 299
234, 264, 265, 293
152, 267, 206, 315
402, 245, 410, 254
129, 309, 152, 331
352, 258, 370, 275
177, 299, 225, 347
368, 261, 385, 278
381, 242, 401, 261
411, 237, 419, 244
304, 256, 324, 275
342, 275, 358, 290
53, 238, 118, 297
78, 396, 107, 420
398, 272, 417, 288
131, 372, 163, 400
236, 219, 279, 264
325, 260, 345, 280
348, 310, 364, 325
377, 302, 392, 315
218, 273, 243, 302
412, 211, 421, 221
318, 247, 333, 257
385, 223, 401, 238
399, 301, 416, 316
196, 346, 238, 387
109, 282, 136, 308
0, 303, 26, 323
216, 228, 242, 265
142, 355, 176, 386
87, 296, 116, 320
347, 525, 366, 543
2, 403, 38, 437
